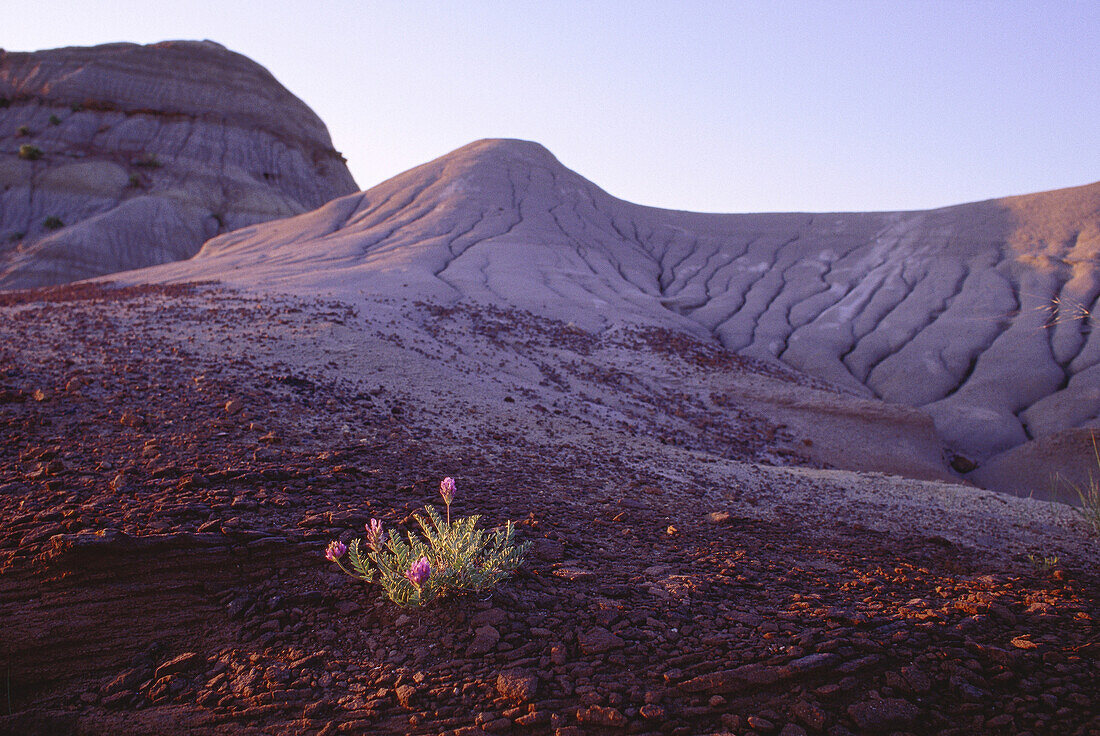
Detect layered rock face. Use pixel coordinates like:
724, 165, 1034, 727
138, 139, 1100, 487
0, 40, 358, 288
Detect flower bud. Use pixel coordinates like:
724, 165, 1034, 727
325, 540, 347, 562
405, 556, 431, 587
366, 518, 386, 550
440, 476, 456, 505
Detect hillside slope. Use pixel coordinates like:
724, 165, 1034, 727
134, 139, 1100, 488
0, 40, 358, 288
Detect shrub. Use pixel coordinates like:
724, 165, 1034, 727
49, 114, 61, 126
17, 145, 42, 161
128, 174, 142, 188
43, 216, 64, 231
16, 125, 30, 137
326, 477, 530, 607
132, 154, 162, 169
1053, 431, 1100, 537
1026, 553, 1059, 572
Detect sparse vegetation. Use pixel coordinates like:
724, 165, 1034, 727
18, 144, 43, 161
1026, 552, 1060, 572
1050, 431, 1100, 537
43, 216, 64, 231
16, 125, 30, 137
49, 114, 61, 126
326, 477, 530, 607
8, 232, 25, 242
128, 173, 142, 188
0, 97, 10, 109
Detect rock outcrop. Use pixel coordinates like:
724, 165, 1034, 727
134, 139, 1100, 490
0, 40, 358, 288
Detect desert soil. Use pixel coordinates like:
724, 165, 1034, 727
0, 283, 1097, 736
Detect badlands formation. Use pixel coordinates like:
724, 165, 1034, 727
0, 41, 357, 289
137, 138, 1100, 499
0, 43, 1098, 736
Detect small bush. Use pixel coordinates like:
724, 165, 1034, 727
0, 97, 10, 109
43, 216, 64, 231
132, 154, 162, 169
17, 145, 42, 161
326, 477, 530, 607
128, 174, 142, 188
1026, 553, 1059, 572
49, 114, 61, 126
1053, 431, 1100, 537
16, 125, 30, 137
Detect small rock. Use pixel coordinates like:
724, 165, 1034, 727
747, 714, 775, 731
496, 669, 539, 703
154, 652, 205, 680
846, 698, 920, 732
790, 699, 827, 731
471, 608, 508, 626
577, 627, 625, 654
900, 665, 931, 693
224, 399, 244, 415
102, 666, 151, 696
576, 705, 627, 727
680, 663, 779, 693
395, 684, 416, 708
468, 625, 500, 655
706, 511, 732, 524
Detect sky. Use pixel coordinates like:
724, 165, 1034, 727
7, 1, 1099, 213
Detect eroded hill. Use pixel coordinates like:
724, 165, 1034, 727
0, 40, 358, 288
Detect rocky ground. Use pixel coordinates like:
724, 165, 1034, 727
0, 283, 1097, 735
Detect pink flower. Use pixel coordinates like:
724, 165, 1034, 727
405, 556, 431, 587
325, 540, 347, 562
440, 476, 456, 505
366, 518, 386, 551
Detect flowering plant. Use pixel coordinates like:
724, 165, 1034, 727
325, 477, 530, 607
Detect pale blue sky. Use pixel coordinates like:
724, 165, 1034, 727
7, 1, 1099, 213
